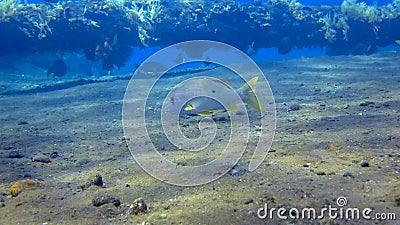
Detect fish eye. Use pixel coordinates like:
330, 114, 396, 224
212, 90, 216, 93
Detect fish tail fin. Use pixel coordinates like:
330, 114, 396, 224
240, 76, 263, 110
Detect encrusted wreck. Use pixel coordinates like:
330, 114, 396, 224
1, 0, 399, 69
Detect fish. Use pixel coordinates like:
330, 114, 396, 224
46, 59, 67, 78
175, 53, 186, 64
246, 41, 257, 56
395, 40, 400, 45
163, 76, 262, 116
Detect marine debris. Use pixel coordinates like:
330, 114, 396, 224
10, 179, 40, 197
0, 0, 399, 69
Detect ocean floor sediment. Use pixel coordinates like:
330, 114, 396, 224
0, 52, 399, 224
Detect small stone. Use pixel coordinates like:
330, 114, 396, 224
125, 183, 130, 187
229, 167, 247, 176
8, 151, 24, 158
267, 149, 276, 153
342, 172, 353, 177
159, 213, 167, 219
315, 171, 326, 176
230, 169, 239, 176
32, 155, 51, 163
16, 120, 28, 125
359, 101, 374, 107
130, 198, 148, 214
163, 204, 171, 210
395, 197, 400, 206
360, 161, 369, 167
78, 174, 105, 190
248, 210, 257, 215
244, 198, 253, 204
288, 103, 301, 112
91, 174, 105, 188
92, 193, 120, 207
49, 151, 59, 158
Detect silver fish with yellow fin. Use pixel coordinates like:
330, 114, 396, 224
163, 76, 262, 116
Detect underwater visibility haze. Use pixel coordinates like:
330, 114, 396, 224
0, 0, 399, 224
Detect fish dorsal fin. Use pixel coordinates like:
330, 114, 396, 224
217, 78, 233, 88
246, 76, 259, 89
198, 110, 215, 116
228, 103, 237, 111
240, 76, 263, 110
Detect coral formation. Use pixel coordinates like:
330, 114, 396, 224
0, 0, 399, 68
318, 11, 349, 42
341, 0, 400, 23
106, 0, 163, 45
0, 0, 17, 22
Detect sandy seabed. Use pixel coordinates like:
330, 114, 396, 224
0, 52, 399, 224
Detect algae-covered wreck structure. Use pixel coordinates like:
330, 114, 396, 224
1, 0, 400, 70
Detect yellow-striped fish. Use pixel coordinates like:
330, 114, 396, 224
164, 76, 262, 116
